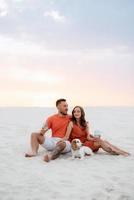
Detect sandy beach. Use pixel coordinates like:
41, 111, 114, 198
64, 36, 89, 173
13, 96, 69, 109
0, 107, 134, 200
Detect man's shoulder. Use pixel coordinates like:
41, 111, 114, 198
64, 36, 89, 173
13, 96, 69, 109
68, 114, 72, 119
47, 114, 58, 120
47, 114, 71, 121
64, 114, 72, 120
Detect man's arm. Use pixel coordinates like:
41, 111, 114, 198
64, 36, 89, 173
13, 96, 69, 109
39, 121, 49, 136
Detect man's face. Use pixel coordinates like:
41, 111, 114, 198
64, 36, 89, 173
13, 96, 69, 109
57, 101, 68, 115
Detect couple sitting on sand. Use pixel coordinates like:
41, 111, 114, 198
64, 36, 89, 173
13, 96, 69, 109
25, 99, 130, 161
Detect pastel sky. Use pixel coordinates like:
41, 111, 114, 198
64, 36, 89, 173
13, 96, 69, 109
0, 0, 134, 107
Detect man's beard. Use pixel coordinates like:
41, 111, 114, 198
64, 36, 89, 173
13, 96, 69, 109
60, 111, 68, 115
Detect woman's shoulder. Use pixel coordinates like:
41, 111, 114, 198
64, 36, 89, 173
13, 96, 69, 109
68, 121, 74, 127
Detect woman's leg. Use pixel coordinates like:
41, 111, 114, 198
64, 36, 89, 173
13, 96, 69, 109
102, 140, 130, 156
98, 139, 130, 156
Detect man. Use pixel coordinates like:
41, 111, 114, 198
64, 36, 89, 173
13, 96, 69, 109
25, 99, 71, 161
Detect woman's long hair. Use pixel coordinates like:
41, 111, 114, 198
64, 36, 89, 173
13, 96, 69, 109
71, 106, 87, 129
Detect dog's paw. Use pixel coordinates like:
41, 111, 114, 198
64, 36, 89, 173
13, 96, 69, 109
71, 156, 75, 160
80, 157, 84, 160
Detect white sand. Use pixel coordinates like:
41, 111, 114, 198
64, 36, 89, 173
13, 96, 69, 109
0, 107, 134, 200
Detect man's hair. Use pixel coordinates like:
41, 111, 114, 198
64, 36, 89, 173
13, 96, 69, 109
56, 98, 66, 107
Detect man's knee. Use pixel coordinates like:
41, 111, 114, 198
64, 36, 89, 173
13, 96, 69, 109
37, 134, 45, 144
31, 132, 44, 144
31, 132, 38, 138
56, 141, 66, 150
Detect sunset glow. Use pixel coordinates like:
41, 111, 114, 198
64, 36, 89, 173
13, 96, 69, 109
0, 0, 134, 107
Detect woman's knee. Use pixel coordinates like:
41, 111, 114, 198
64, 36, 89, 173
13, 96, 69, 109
94, 141, 101, 148
99, 139, 107, 145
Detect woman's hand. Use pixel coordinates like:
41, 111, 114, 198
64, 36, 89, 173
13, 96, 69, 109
92, 137, 101, 142
87, 136, 100, 142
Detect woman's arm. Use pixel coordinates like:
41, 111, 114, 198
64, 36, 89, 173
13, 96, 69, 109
86, 123, 95, 141
62, 121, 73, 141
86, 123, 101, 142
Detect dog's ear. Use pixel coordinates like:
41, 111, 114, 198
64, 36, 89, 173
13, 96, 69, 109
71, 140, 77, 150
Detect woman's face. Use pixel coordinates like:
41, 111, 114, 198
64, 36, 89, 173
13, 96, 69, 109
73, 107, 81, 119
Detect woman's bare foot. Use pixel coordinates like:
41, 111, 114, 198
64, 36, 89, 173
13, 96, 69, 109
109, 146, 130, 156
25, 152, 36, 157
101, 140, 130, 156
107, 147, 130, 156
120, 152, 130, 156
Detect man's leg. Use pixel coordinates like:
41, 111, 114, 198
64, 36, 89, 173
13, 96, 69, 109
44, 141, 66, 162
25, 132, 45, 157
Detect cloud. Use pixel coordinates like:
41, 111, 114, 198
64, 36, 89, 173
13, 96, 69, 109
12, 0, 25, 2
0, 64, 63, 106
0, 34, 133, 68
0, 34, 47, 57
44, 10, 66, 23
10, 67, 61, 84
0, 34, 133, 106
0, 0, 8, 17
0, 34, 134, 79
1, 65, 62, 85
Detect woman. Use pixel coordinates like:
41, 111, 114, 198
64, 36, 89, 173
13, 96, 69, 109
63, 106, 130, 156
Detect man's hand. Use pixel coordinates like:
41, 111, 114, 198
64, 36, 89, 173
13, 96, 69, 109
39, 128, 45, 136
61, 137, 68, 141
58, 137, 68, 143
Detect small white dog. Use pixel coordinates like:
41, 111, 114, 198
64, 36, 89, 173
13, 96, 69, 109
71, 139, 93, 159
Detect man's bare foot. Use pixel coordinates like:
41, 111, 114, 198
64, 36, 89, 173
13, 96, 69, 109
25, 152, 36, 157
43, 154, 51, 162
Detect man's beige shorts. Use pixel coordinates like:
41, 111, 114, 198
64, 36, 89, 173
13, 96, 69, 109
42, 136, 71, 153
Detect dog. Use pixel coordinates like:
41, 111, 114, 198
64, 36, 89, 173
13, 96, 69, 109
71, 139, 93, 159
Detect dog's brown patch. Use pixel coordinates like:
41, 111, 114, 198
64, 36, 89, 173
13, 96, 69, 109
71, 139, 78, 151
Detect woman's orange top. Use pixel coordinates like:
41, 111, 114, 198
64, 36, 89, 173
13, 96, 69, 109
69, 122, 100, 152
69, 123, 88, 143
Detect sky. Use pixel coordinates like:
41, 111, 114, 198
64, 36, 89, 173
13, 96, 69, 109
0, 0, 134, 107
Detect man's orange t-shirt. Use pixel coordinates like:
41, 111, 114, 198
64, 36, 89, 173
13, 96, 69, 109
46, 114, 71, 138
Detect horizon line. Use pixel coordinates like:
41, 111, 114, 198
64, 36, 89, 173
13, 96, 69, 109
0, 106, 133, 108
